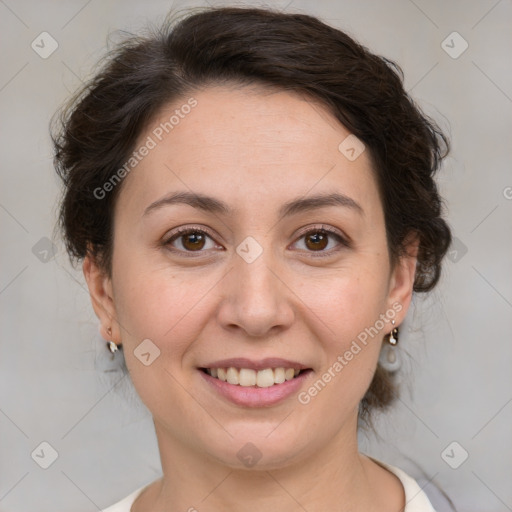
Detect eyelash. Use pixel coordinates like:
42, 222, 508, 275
163, 224, 350, 258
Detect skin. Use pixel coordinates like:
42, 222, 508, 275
84, 85, 419, 511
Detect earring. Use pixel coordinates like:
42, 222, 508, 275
379, 320, 401, 372
388, 320, 399, 346
105, 326, 119, 354
107, 340, 119, 353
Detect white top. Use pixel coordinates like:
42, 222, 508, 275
102, 458, 436, 512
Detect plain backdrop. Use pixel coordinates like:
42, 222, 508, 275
0, 1, 511, 511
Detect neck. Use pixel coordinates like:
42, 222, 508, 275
139, 414, 400, 512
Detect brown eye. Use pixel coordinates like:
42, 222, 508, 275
165, 228, 219, 254
181, 231, 206, 251
304, 231, 329, 251
292, 227, 348, 255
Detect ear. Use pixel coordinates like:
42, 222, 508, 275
386, 231, 419, 325
82, 252, 121, 344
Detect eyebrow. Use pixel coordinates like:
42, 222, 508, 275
143, 191, 364, 219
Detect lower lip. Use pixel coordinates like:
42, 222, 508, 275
198, 369, 313, 408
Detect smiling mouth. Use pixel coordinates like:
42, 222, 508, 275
200, 367, 311, 387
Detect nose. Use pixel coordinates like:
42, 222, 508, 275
216, 252, 295, 338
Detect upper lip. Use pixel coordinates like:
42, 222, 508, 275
200, 358, 310, 371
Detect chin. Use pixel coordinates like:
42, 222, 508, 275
202, 427, 311, 471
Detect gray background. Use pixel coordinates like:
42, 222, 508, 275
1, 0, 511, 511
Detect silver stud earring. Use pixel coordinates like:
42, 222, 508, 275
107, 341, 118, 353
388, 320, 398, 346
106, 326, 119, 354
379, 320, 401, 372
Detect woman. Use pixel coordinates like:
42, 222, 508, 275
52, 6, 452, 511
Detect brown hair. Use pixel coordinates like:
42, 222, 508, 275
51, 5, 452, 425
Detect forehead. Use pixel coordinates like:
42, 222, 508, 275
117, 85, 380, 220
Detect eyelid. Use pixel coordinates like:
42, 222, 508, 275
162, 225, 223, 253
293, 224, 348, 242
164, 224, 218, 241
163, 223, 350, 255
290, 224, 351, 255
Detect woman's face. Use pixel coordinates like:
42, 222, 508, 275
85, 85, 417, 469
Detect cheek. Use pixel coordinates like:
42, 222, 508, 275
296, 262, 390, 340
295, 273, 388, 423
112, 251, 222, 355
295, 263, 390, 395
114, 265, 212, 415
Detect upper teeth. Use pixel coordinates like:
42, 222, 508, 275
206, 367, 301, 387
